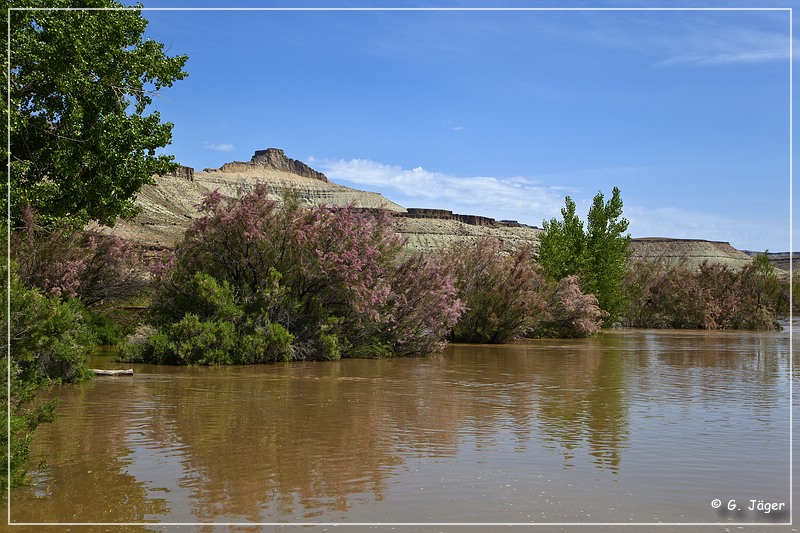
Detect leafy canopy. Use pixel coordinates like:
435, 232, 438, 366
538, 187, 631, 322
8, 0, 188, 227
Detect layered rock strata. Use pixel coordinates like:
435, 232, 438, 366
628, 238, 755, 271
98, 148, 760, 271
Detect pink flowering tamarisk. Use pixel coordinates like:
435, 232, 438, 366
542, 275, 606, 338
145, 186, 463, 362
447, 238, 547, 343
12, 205, 143, 306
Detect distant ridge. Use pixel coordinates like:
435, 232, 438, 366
742, 250, 797, 272
98, 148, 763, 271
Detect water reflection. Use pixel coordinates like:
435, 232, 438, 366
9, 328, 792, 525
13, 380, 169, 524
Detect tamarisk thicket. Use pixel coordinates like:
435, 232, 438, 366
447, 239, 547, 343
622, 253, 788, 330
12, 207, 144, 307
446, 238, 604, 342
122, 186, 464, 364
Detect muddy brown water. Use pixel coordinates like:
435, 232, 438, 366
6, 327, 797, 532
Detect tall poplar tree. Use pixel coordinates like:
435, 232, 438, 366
582, 187, 631, 321
538, 187, 631, 323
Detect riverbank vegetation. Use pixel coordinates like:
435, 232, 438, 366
5, 0, 188, 496
4, 210, 149, 490
446, 239, 605, 342
120, 188, 464, 363
622, 253, 788, 330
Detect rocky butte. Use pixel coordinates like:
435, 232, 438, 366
99, 148, 762, 271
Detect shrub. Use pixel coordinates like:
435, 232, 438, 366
621, 257, 785, 330
12, 206, 144, 306
374, 253, 465, 354
3, 264, 96, 491
447, 238, 546, 343
128, 272, 294, 364
532, 275, 606, 338
127, 187, 463, 363
9, 268, 96, 384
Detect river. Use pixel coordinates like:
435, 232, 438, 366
7, 327, 798, 532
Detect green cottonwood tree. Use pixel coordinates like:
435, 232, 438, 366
8, 1, 188, 227
538, 195, 586, 282
583, 187, 631, 321
538, 187, 631, 323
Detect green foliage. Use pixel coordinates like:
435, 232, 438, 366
9, 1, 188, 227
539, 187, 630, 323
538, 196, 586, 282
169, 314, 236, 365
2, 265, 96, 492
743, 252, 782, 314
9, 269, 96, 384
78, 306, 124, 345
583, 187, 631, 320
126, 272, 294, 364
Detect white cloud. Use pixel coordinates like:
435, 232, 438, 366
558, 11, 794, 68
319, 158, 567, 225
660, 48, 788, 66
203, 141, 235, 152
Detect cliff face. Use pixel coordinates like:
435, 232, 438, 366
215, 148, 329, 182
98, 148, 758, 271
628, 238, 755, 271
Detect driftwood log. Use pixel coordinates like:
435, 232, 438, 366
91, 369, 134, 376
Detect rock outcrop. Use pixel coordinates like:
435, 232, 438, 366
166, 165, 195, 181
742, 250, 798, 272
401, 208, 529, 228
102, 149, 405, 248
216, 148, 329, 182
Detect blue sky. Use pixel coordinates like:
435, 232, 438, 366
137, 2, 795, 252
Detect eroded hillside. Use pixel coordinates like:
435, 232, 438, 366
98, 148, 760, 271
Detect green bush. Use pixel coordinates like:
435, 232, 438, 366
237, 323, 295, 363
124, 273, 295, 365
3, 266, 96, 492
79, 306, 124, 345
170, 314, 236, 365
